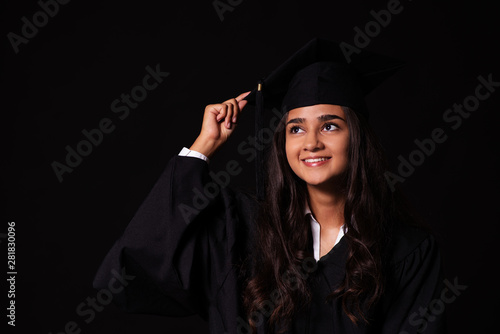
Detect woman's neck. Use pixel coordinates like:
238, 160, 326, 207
307, 184, 345, 230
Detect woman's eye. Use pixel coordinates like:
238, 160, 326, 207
323, 123, 339, 132
290, 126, 304, 134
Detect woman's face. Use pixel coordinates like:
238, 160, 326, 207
285, 104, 349, 190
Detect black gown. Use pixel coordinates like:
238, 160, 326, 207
93, 155, 446, 333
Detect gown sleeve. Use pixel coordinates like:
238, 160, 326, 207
92, 155, 254, 320
380, 228, 446, 334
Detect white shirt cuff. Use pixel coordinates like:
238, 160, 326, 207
178, 147, 210, 163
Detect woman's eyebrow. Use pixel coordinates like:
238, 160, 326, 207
286, 114, 345, 125
318, 114, 345, 122
286, 117, 305, 125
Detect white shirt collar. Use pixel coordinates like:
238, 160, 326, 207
305, 203, 345, 261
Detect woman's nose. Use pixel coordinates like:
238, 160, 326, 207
303, 131, 324, 151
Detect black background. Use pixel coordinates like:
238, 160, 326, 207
1, 0, 499, 333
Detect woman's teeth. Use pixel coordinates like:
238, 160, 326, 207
304, 158, 329, 163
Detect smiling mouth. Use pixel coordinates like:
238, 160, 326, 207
302, 157, 331, 165
302, 158, 330, 162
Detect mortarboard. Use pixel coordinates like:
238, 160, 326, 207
244, 37, 404, 200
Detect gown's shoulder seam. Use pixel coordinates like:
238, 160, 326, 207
390, 227, 435, 267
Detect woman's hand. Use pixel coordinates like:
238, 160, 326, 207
189, 91, 250, 159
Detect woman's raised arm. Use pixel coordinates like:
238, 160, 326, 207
189, 91, 249, 159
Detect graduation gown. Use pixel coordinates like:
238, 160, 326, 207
93, 155, 445, 333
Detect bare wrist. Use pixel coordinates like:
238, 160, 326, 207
189, 136, 219, 159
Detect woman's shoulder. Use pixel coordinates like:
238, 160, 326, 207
386, 221, 439, 266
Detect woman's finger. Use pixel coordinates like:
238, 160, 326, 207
235, 91, 251, 102
221, 97, 239, 126
225, 103, 234, 128
215, 104, 227, 122
225, 94, 247, 123
235, 92, 250, 121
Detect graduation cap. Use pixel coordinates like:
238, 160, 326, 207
244, 37, 404, 200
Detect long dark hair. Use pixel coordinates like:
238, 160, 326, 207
243, 106, 404, 332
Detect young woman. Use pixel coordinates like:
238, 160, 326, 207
94, 39, 445, 333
